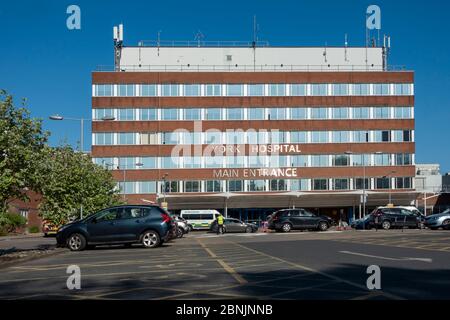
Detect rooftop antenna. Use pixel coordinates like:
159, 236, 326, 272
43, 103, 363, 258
344, 34, 349, 62
113, 23, 124, 71
157, 30, 162, 56
194, 30, 204, 47
252, 15, 260, 70
323, 42, 328, 63
382, 34, 391, 71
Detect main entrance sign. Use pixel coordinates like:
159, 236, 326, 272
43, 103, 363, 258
213, 168, 298, 179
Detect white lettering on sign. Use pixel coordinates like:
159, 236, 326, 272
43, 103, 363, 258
213, 168, 298, 179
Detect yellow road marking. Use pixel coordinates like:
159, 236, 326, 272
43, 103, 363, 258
197, 239, 247, 285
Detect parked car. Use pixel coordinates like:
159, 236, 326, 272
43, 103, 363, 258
180, 210, 221, 230
42, 220, 59, 237
267, 209, 334, 232
355, 207, 421, 230
56, 205, 173, 251
424, 209, 450, 230
171, 215, 190, 238
210, 218, 258, 234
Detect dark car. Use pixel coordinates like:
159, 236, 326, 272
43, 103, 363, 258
354, 207, 421, 230
210, 218, 258, 234
267, 209, 334, 232
56, 205, 173, 251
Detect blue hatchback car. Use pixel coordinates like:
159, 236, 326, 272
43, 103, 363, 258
56, 205, 173, 251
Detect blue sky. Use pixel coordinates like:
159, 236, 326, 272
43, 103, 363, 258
1, 0, 449, 172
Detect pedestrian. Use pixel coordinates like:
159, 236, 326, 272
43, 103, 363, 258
216, 214, 224, 235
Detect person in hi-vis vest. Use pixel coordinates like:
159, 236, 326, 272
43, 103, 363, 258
216, 214, 224, 235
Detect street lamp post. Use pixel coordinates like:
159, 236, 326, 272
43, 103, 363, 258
382, 170, 397, 205
49, 114, 115, 153
161, 173, 169, 209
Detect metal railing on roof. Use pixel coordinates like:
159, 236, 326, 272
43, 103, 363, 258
136, 40, 270, 47
95, 64, 407, 72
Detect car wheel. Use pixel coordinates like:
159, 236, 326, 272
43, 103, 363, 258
318, 222, 329, 232
176, 228, 184, 238
245, 226, 252, 233
442, 220, 450, 229
141, 230, 161, 248
282, 223, 292, 233
382, 220, 391, 230
67, 233, 86, 251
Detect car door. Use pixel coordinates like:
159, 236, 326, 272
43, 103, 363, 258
301, 210, 320, 228
401, 209, 418, 227
285, 210, 301, 228
87, 207, 122, 243
117, 207, 147, 241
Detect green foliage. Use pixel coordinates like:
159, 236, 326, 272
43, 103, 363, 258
36, 145, 123, 225
0, 213, 27, 233
0, 89, 49, 218
28, 226, 40, 234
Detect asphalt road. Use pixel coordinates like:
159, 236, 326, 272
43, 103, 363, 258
0, 229, 449, 300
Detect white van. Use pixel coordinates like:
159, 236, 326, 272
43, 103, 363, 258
180, 210, 221, 230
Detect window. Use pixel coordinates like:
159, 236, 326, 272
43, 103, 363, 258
94, 133, 114, 145
19, 209, 29, 219
184, 181, 201, 193
291, 108, 307, 120
247, 131, 267, 144
162, 132, 179, 145
355, 178, 370, 190
311, 84, 328, 96
395, 154, 412, 166
353, 131, 369, 143
373, 84, 390, 96
311, 108, 328, 119
268, 84, 286, 96
141, 157, 156, 169
162, 84, 179, 97
184, 108, 201, 120
228, 180, 243, 192
205, 131, 222, 144
311, 131, 329, 143
97, 208, 121, 221
226, 156, 245, 168
376, 178, 391, 189
248, 156, 265, 167
93, 157, 114, 168
227, 84, 244, 96
206, 181, 223, 192
95, 84, 113, 97
333, 155, 350, 167
94, 109, 114, 121
205, 156, 223, 168
352, 155, 370, 167
332, 108, 349, 119
247, 180, 266, 192
374, 154, 391, 166
141, 84, 157, 96
118, 84, 135, 97
374, 131, 391, 142
396, 177, 412, 189
118, 133, 135, 145
161, 109, 178, 120
248, 84, 264, 96
313, 179, 329, 191
374, 107, 391, 119
332, 131, 350, 143
352, 107, 370, 119
394, 107, 412, 119
333, 179, 349, 190
118, 182, 136, 195
119, 157, 136, 169
403, 130, 412, 142
226, 131, 245, 145
290, 131, 307, 143
269, 131, 287, 143
184, 84, 200, 96
291, 179, 309, 191
352, 84, 370, 96
291, 84, 307, 96
226, 108, 244, 120
248, 108, 265, 120
118, 109, 135, 121
206, 108, 221, 120
138, 181, 156, 194
332, 84, 349, 96
269, 108, 287, 120
291, 155, 308, 167
162, 157, 180, 169
140, 109, 157, 121
311, 155, 329, 167
270, 180, 287, 191
140, 132, 158, 145
162, 181, 179, 193
394, 84, 411, 96
205, 84, 222, 96
185, 156, 202, 169
268, 155, 288, 168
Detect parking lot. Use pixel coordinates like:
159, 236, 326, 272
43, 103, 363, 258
1, 229, 450, 300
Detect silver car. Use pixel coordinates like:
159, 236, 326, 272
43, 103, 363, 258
424, 209, 450, 230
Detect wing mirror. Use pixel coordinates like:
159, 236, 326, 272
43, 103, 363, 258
91, 217, 98, 224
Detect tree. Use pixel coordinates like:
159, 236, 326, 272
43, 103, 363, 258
0, 90, 49, 221
36, 145, 122, 225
